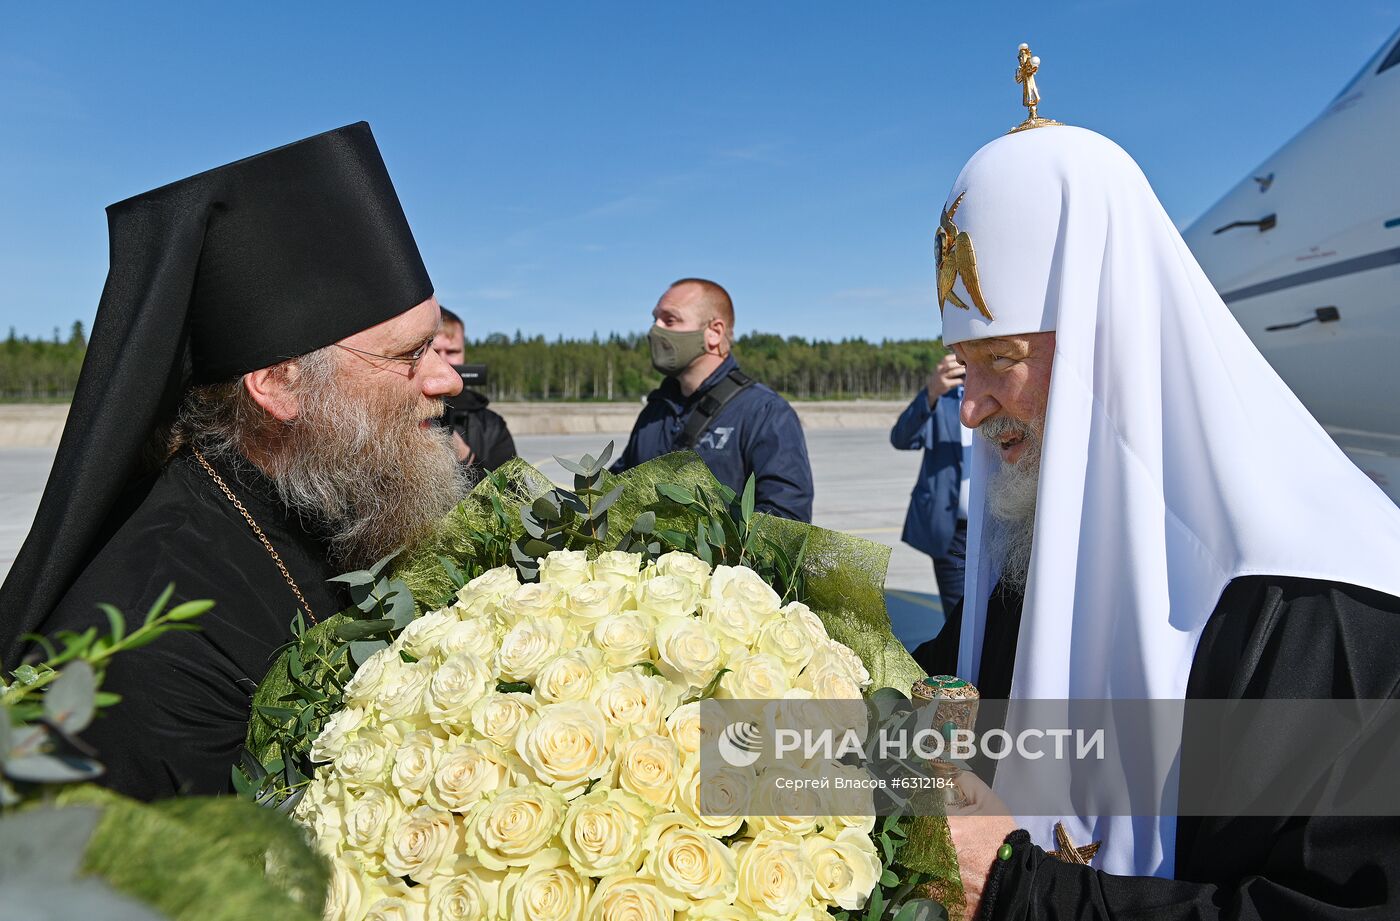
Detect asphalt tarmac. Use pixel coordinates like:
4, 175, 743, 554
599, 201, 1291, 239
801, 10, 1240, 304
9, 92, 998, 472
0, 429, 946, 651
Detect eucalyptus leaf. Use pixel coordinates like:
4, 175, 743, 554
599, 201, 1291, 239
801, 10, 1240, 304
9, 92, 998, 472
632, 511, 657, 534
99, 604, 127, 644
327, 568, 376, 587
0, 805, 101, 883
656, 483, 695, 505
349, 639, 390, 665
892, 899, 949, 921
368, 549, 403, 578
333, 619, 394, 642
4, 752, 104, 783
383, 588, 416, 630
554, 456, 588, 477
591, 483, 625, 520
165, 599, 215, 622
44, 660, 96, 733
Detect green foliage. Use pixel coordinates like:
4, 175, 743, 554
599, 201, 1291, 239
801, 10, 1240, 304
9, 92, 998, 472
456, 330, 947, 401
0, 325, 87, 401
0, 588, 210, 806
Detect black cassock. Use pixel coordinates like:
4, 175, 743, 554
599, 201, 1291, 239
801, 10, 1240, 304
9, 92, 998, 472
915, 575, 1400, 921
43, 450, 345, 800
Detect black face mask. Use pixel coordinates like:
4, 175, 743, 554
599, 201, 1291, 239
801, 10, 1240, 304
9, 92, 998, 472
648, 326, 709, 376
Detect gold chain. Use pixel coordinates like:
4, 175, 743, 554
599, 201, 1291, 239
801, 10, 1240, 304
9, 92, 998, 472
190, 447, 319, 625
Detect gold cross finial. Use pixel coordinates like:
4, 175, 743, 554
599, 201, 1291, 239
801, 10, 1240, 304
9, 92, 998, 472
1011, 42, 1064, 134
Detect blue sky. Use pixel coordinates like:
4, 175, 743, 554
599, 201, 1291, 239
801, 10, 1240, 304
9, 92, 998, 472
2, 1, 1397, 342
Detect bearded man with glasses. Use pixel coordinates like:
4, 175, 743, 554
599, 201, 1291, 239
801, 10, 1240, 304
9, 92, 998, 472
0, 124, 468, 800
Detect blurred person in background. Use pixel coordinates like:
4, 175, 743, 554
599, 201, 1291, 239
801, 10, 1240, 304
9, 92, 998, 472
890, 351, 972, 612
432, 306, 516, 482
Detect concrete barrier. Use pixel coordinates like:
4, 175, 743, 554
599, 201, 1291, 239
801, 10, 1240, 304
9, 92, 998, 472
0, 399, 911, 447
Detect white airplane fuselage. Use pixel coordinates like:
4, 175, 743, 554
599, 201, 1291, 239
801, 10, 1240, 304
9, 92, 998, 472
1182, 26, 1400, 502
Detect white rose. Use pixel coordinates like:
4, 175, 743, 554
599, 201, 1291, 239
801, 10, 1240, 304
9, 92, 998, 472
614, 735, 681, 809
566, 579, 626, 624
382, 806, 461, 882
675, 758, 749, 837
373, 659, 433, 723
592, 613, 654, 669
293, 776, 345, 856
457, 565, 521, 609
390, 730, 442, 807
540, 549, 593, 589
465, 784, 568, 871
700, 598, 767, 648
470, 692, 538, 746
747, 767, 820, 836
534, 647, 605, 704
561, 788, 653, 877
503, 581, 568, 624
797, 661, 864, 702
734, 832, 812, 920
436, 614, 499, 661
426, 739, 516, 813
424, 869, 504, 921
654, 617, 723, 690
515, 701, 613, 795
805, 826, 881, 910
756, 616, 814, 671
364, 887, 429, 921
497, 616, 567, 682
505, 860, 592, 921
396, 612, 459, 660
653, 551, 712, 588
344, 646, 397, 706
336, 728, 394, 786
593, 670, 674, 736
636, 575, 700, 620
426, 651, 494, 725
344, 785, 403, 855
311, 704, 368, 763
804, 642, 871, 690
719, 652, 792, 699
780, 601, 828, 645
643, 813, 738, 903
706, 566, 781, 617
323, 858, 368, 920
591, 550, 643, 588
663, 702, 708, 756
584, 874, 677, 921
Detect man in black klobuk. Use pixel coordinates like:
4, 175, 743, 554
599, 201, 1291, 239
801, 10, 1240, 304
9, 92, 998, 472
918, 50, 1400, 921
0, 124, 468, 800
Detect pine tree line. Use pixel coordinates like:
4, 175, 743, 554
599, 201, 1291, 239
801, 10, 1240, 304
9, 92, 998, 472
0, 325, 948, 402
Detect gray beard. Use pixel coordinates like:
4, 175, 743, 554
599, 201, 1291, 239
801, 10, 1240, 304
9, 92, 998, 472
980, 416, 1043, 594
246, 352, 467, 570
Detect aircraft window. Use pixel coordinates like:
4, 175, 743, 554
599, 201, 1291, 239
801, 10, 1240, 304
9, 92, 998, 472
1380, 38, 1400, 74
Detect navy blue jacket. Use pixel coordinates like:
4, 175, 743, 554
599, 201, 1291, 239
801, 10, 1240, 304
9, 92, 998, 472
612, 356, 814, 522
890, 387, 965, 558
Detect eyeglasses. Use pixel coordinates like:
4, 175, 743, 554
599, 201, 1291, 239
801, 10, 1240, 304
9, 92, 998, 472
335, 339, 433, 376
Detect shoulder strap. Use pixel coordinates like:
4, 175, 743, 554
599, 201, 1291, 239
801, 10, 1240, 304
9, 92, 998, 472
677, 368, 755, 449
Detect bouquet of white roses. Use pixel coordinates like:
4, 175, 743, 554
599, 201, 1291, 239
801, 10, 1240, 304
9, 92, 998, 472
245, 449, 961, 921
296, 550, 889, 920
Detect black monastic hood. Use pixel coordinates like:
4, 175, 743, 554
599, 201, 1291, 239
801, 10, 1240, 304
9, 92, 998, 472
0, 122, 432, 663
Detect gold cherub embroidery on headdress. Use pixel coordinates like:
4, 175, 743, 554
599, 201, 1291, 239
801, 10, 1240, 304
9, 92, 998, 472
936, 191, 993, 320
1010, 42, 1064, 134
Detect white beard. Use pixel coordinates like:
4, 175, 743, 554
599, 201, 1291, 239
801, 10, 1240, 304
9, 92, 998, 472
980, 416, 1043, 593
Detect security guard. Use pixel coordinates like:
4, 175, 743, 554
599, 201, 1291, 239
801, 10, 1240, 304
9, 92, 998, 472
611, 278, 813, 521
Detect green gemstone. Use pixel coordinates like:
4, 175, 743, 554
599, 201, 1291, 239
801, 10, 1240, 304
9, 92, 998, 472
997, 843, 1013, 862
923, 675, 968, 689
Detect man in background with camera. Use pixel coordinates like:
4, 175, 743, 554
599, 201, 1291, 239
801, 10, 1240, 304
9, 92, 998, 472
432, 306, 517, 480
